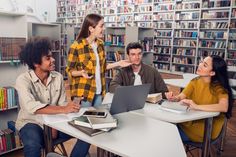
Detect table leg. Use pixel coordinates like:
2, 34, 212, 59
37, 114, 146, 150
43, 124, 53, 154
202, 117, 213, 157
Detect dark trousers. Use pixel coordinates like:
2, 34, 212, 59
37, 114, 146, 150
20, 123, 90, 157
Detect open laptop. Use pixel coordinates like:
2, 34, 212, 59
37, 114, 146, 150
109, 84, 151, 115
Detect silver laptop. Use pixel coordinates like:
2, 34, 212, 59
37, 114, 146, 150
110, 84, 151, 115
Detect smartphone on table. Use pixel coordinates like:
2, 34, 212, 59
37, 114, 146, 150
83, 111, 107, 118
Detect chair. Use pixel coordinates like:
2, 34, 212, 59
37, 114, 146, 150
52, 138, 68, 156
46, 152, 64, 157
182, 73, 198, 81
184, 117, 228, 157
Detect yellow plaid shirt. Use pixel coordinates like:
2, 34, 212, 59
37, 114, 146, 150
66, 38, 106, 102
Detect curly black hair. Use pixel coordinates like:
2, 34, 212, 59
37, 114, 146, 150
19, 37, 51, 70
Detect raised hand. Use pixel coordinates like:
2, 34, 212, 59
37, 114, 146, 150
118, 60, 132, 67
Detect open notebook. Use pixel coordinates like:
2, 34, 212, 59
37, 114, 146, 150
159, 100, 189, 114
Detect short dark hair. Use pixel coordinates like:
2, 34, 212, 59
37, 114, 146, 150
19, 37, 51, 70
126, 42, 143, 55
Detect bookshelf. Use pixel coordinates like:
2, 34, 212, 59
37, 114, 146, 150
58, 22, 76, 79
56, 0, 236, 74
104, 26, 154, 85
27, 22, 65, 77
57, 0, 101, 27
0, 11, 27, 155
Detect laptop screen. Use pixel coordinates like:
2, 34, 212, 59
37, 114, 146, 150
110, 84, 151, 115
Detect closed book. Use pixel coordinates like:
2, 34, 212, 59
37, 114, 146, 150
87, 112, 117, 129
68, 121, 104, 137
73, 116, 91, 128
160, 100, 189, 114
146, 93, 162, 104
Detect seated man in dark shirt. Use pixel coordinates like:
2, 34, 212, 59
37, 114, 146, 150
109, 42, 168, 98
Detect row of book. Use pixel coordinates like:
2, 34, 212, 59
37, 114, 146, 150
172, 65, 194, 73
154, 13, 173, 21
0, 129, 22, 154
176, 21, 198, 29
136, 22, 153, 28
140, 37, 153, 52
173, 48, 196, 56
0, 87, 18, 111
200, 41, 226, 49
154, 63, 170, 70
175, 31, 198, 38
176, 2, 200, 10
228, 41, 236, 49
202, 0, 231, 8
200, 21, 228, 29
199, 51, 225, 58
134, 14, 152, 21
175, 12, 199, 20
202, 11, 229, 19
199, 31, 227, 39
106, 51, 124, 62
135, 5, 152, 12
154, 4, 174, 11
228, 52, 236, 59
105, 34, 125, 47
155, 31, 172, 37
232, 9, 236, 18
154, 39, 171, 46
173, 57, 194, 65
173, 40, 197, 47
0, 37, 26, 61
154, 47, 171, 54
153, 55, 170, 62
154, 22, 172, 29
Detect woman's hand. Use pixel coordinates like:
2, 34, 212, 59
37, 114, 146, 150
80, 70, 93, 79
181, 99, 199, 110
165, 92, 179, 102
118, 60, 132, 67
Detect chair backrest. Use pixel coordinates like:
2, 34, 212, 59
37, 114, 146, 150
182, 73, 198, 81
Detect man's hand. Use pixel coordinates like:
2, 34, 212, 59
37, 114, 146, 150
63, 101, 80, 113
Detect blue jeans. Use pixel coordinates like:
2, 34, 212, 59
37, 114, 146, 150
81, 94, 102, 108
20, 123, 90, 157
177, 125, 190, 142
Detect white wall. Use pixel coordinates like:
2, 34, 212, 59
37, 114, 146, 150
0, 0, 57, 22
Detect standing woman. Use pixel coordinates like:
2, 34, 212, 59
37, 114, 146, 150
66, 14, 131, 107
165, 55, 233, 142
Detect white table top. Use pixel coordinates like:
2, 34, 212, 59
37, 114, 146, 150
132, 103, 219, 123
164, 79, 189, 88
47, 112, 186, 157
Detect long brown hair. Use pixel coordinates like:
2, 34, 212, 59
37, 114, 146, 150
76, 14, 103, 41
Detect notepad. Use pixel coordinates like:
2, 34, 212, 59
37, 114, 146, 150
160, 100, 189, 114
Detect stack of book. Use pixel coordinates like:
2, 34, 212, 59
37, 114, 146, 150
68, 109, 117, 136
146, 93, 162, 104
